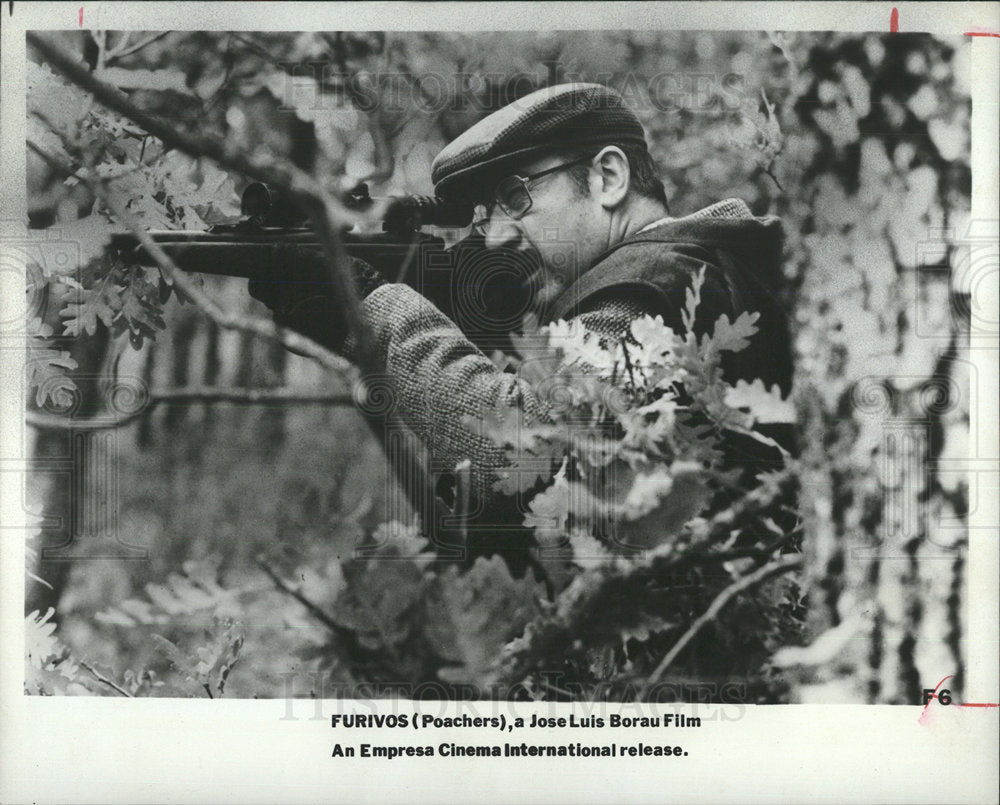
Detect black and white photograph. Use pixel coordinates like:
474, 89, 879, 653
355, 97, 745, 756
2, 3, 998, 803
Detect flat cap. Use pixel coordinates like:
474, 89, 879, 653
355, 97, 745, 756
432, 83, 648, 200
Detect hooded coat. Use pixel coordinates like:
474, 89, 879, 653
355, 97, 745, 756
544, 199, 793, 396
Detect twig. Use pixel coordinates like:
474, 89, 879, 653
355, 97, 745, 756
230, 33, 295, 70
763, 165, 785, 194
94, 30, 108, 71
454, 459, 472, 549
105, 31, 170, 64
689, 466, 795, 543
537, 679, 578, 700
254, 557, 349, 638
639, 553, 802, 697
217, 657, 238, 698
619, 337, 640, 395
78, 659, 134, 697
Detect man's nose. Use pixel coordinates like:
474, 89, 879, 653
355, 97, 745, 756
482, 215, 522, 250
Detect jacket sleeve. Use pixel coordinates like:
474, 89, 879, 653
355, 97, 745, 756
354, 283, 657, 510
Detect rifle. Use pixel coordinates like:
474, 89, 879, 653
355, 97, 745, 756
111, 182, 537, 353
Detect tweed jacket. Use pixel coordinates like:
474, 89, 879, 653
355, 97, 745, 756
356, 199, 793, 539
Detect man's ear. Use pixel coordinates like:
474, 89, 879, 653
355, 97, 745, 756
594, 146, 630, 209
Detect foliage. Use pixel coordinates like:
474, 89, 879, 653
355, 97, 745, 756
23, 29, 969, 702
26, 55, 241, 413
26, 342, 78, 410
490, 268, 789, 561
27, 269, 801, 698
151, 623, 244, 699
289, 271, 801, 698
24, 608, 87, 695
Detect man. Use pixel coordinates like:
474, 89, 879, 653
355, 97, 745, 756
250, 83, 795, 565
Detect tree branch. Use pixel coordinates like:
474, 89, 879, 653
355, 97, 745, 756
26, 409, 145, 432
639, 553, 802, 697
27, 32, 377, 356
29, 33, 315, 200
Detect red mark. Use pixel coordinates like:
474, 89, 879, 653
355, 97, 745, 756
78, 7, 83, 27
890, 7, 899, 32
918, 675, 954, 725
919, 675, 1000, 723
964, 31, 1000, 38
916, 672, 955, 724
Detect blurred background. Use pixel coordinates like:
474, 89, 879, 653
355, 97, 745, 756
24, 30, 972, 701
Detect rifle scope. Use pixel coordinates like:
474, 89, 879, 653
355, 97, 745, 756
241, 182, 474, 232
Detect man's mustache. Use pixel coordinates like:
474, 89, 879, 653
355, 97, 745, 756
454, 233, 579, 318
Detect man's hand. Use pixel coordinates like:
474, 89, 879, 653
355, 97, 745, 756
248, 243, 385, 352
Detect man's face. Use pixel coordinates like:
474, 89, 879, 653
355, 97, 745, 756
475, 153, 611, 308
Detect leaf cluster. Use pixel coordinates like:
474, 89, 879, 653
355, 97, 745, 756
281, 269, 803, 697
25, 58, 242, 408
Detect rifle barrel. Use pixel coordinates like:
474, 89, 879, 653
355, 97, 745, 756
110, 229, 440, 281
108, 228, 535, 355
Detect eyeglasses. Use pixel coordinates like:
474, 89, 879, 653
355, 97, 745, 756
471, 155, 594, 232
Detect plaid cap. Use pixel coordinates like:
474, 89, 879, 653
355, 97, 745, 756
431, 83, 648, 200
